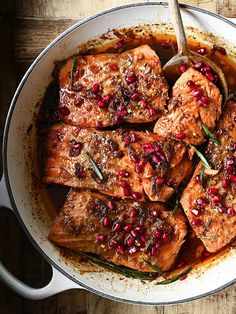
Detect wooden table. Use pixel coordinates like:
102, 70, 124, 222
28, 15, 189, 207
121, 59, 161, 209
0, 1, 236, 313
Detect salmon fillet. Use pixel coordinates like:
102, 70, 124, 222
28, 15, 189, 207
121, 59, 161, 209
49, 190, 187, 272
180, 101, 236, 252
43, 124, 192, 202
154, 67, 222, 145
58, 45, 169, 128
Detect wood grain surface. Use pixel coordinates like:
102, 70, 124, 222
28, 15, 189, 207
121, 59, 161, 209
0, 1, 236, 313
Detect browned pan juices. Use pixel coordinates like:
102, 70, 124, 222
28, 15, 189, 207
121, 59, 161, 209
38, 25, 236, 276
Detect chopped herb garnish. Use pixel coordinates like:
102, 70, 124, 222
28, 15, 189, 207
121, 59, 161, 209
202, 124, 220, 146
77, 252, 155, 280
142, 236, 154, 255
200, 235, 220, 239
85, 152, 104, 180
171, 199, 179, 216
156, 264, 193, 285
144, 260, 163, 275
200, 166, 205, 187
199, 218, 212, 237
190, 145, 211, 169
70, 56, 77, 88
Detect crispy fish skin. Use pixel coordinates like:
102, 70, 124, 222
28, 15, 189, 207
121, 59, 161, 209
58, 45, 169, 128
49, 190, 187, 272
181, 101, 236, 253
43, 124, 192, 202
154, 68, 222, 145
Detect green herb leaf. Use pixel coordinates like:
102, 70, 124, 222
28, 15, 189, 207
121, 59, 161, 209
199, 218, 212, 237
200, 166, 205, 187
202, 124, 220, 146
85, 152, 104, 180
199, 235, 220, 239
77, 252, 155, 280
144, 260, 163, 275
190, 145, 211, 169
171, 199, 179, 216
70, 56, 77, 88
142, 236, 154, 255
156, 264, 193, 285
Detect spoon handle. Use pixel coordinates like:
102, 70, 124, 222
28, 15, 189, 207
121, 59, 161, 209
168, 0, 189, 54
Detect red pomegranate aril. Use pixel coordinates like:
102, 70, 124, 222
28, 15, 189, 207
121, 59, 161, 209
59, 106, 70, 116
195, 174, 202, 184
218, 206, 227, 214
166, 178, 173, 186
135, 225, 143, 234
96, 234, 106, 242
126, 75, 137, 84
143, 143, 155, 155
109, 63, 118, 71
201, 66, 211, 73
73, 70, 80, 79
155, 177, 165, 185
102, 217, 110, 227
187, 80, 196, 89
152, 154, 160, 164
208, 187, 219, 195
197, 47, 207, 55
107, 201, 114, 210
150, 247, 157, 256
117, 104, 128, 117
161, 40, 171, 48
124, 224, 132, 233
130, 154, 139, 163
192, 89, 203, 98
179, 274, 187, 281
102, 94, 112, 102
233, 142, 236, 150
191, 219, 202, 227
227, 207, 235, 216
222, 178, 229, 188
162, 233, 170, 241
135, 238, 143, 247
118, 169, 129, 178
141, 235, 148, 244
130, 92, 141, 100
212, 194, 221, 202
114, 40, 123, 50
196, 198, 209, 207
140, 100, 148, 109
135, 164, 144, 174
123, 187, 131, 196
205, 71, 215, 82
157, 150, 166, 161
153, 230, 162, 238
179, 63, 188, 73
175, 132, 186, 140
198, 95, 209, 107
194, 61, 204, 69
130, 209, 137, 218
132, 192, 142, 200
109, 238, 118, 248
97, 100, 106, 108
75, 97, 84, 107
130, 132, 139, 142
92, 83, 100, 94
126, 236, 134, 247
148, 106, 157, 117
129, 246, 138, 254
202, 250, 212, 258
131, 230, 139, 238
119, 180, 128, 188
113, 222, 122, 232
191, 208, 201, 216
151, 209, 159, 217
117, 245, 125, 254
228, 174, 236, 183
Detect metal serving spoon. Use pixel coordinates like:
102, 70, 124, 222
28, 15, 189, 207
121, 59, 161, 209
163, 0, 228, 102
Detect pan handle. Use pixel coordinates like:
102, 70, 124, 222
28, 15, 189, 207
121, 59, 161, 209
0, 175, 14, 211
0, 262, 84, 299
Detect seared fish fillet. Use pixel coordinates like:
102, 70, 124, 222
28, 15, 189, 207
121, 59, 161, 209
49, 190, 187, 272
181, 101, 236, 252
43, 124, 192, 202
154, 68, 222, 145
58, 45, 168, 128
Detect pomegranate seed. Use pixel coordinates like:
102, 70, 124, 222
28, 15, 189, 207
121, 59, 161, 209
59, 106, 70, 116
75, 163, 86, 178
112, 115, 122, 125
124, 224, 132, 232
194, 61, 204, 69
130, 92, 141, 100
218, 206, 227, 214
126, 75, 137, 84
175, 132, 186, 140
148, 106, 157, 117
123, 187, 131, 196
198, 95, 209, 107
132, 192, 142, 200
152, 154, 160, 164
107, 201, 114, 210
113, 222, 122, 232
70, 140, 81, 149
153, 230, 162, 238
129, 246, 138, 254
155, 243, 161, 249
208, 188, 219, 195
192, 89, 203, 98
222, 178, 229, 188
135, 225, 143, 234
119, 180, 128, 188
233, 143, 236, 150
202, 250, 211, 258
97, 100, 106, 108
131, 230, 139, 238
228, 174, 236, 183
102, 94, 112, 102
166, 178, 173, 186
130, 209, 137, 218
151, 209, 159, 217
118, 169, 129, 178
109, 238, 118, 248
152, 238, 158, 245
212, 194, 221, 202
205, 71, 215, 82
162, 233, 170, 241
196, 198, 209, 207
92, 83, 100, 94
75, 97, 84, 106
141, 235, 148, 244
73, 70, 80, 79
96, 234, 106, 242
179, 274, 187, 281
115, 41, 123, 50
187, 80, 196, 89
179, 63, 188, 73
126, 236, 134, 247
130, 132, 139, 142
155, 177, 165, 185
161, 40, 171, 48
140, 100, 148, 109
143, 143, 155, 155
102, 217, 110, 227
117, 103, 128, 117
150, 247, 157, 256
191, 219, 202, 227
109, 63, 118, 71
117, 245, 125, 254
135, 238, 143, 247
201, 66, 211, 73
195, 174, 202, 184
197, 47, 207, 55
227, 207, 235, 216
191, 208, 201, 216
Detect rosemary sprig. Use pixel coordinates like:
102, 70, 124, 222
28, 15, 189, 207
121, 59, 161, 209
85, 152, 104, 180
142, 236, 154, 255
190, 145, 211, 169
78, 252, 155, 280
199, 218, 212, 237
155, 264, 193, 285
202, 124, 220, 146
171, 199, 179, 216
200, 166, 205, 187
200, 235, 220, 239
70, 56, 77, 88
143, 260, 163, 275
